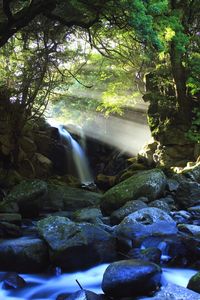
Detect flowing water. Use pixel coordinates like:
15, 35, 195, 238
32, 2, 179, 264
58, 125, 93, 184
0, 264, 197, 300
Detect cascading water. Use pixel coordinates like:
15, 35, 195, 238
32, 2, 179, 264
58, 125, 93, 184
0, 265, 198, 300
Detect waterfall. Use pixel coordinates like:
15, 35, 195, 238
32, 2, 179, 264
58, 125, 93, 184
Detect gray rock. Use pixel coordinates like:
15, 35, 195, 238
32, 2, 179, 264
175, 181, 200, 209
115, 208, 177, 241
110, 200, 148, 225
102, 259, 162, 297
187, 271, 200, 293
0, 237, 49, 272
183, 163, 200, 183
0, 222, 21, 238
171, 210, 192, 224
101, 169, 167, 215
4, 180, 48, 217
149, 200, 171, 213
44, 184, 101, 212
0, 213, 22, 224
3, 272, 26, 289
178, 224, 200, 237
142, 283, 200, 300
37, 216, 116, 271
72, 208, 103, 224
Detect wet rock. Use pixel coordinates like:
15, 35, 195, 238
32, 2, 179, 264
102, 259, 162, 297
0, 213, 21, 224
178, 224, 200, 237
0, 221, 21, 238
44, 183, 101, 212
110, 200, 148, 225
144, 282, 200, 300
37, 216, 116, 271
72, 208, 103, 224
0, 237, 49, 272
182, 163, 200, 183
33, 153, 53, 177
101, 169, 167, 215
127, 247, 162, 264
166, 178, 180, 192
149, 200, 171, 213
171, 210, 192, 224
56, 290, 104, 300
141, 235, 187, 266
3, 272, 26, 289
115, 208, 177, 242
175, 181, 200, 209
187, 271, 200, 293
4, 179, 48, 217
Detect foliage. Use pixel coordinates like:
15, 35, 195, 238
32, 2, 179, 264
187, 108, 200, 143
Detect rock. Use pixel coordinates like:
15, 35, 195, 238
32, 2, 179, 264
33, 153, 53, 177
178, 224, 200, 237
101, 169, 167, 215
0, 213, 21, 224
0, 222, 21, 238
56, 290, 104, 300
20, 136, 37, 155
3, 272, 26, 289
141, 235, 187, 265
110, 200, 148, 225
0, 199, 19, 213
187, 271, 200, 293
102, 259, 162, 297
37, 216, 116, 271
127, 247, 162, 264
0, 237, 49, 272
171, 210, 192, 224
149, 200, 171, 213
166, 178, 180, 192
44, 183, 101, 212
137, 141, 158, 167
143, 282, 200, 300
182, 163, 200, 183
4, 179, 48, 217
175, 181, 200, 208
96, 174, 116, 190
115, 208, 177, 242
180, 234, 200, 265
188, 205, 200, 214
72, 208, 103, 224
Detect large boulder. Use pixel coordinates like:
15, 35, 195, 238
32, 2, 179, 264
115, 207, 177, 242
0, 237, 49, 273
3, 180, 48, 217
100, 169, 167, 215
175, 181, 200, 209
102, 259, 162, 297
44, 183, 101, 212
110, 199, 148, 225
37, 216, 116, 271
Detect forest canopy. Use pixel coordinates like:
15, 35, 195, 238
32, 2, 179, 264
0, 0, 199, 150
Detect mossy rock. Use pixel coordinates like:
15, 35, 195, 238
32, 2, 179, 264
187, 272, 200, 293
100, 169, 167, 215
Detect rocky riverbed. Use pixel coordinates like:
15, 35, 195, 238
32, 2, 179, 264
0, 163, 200, 299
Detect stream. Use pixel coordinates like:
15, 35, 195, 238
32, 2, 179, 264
0, 264, 197, 300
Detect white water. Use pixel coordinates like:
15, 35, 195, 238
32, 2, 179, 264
58, 125, 93, 184
0, 264, 197, 300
